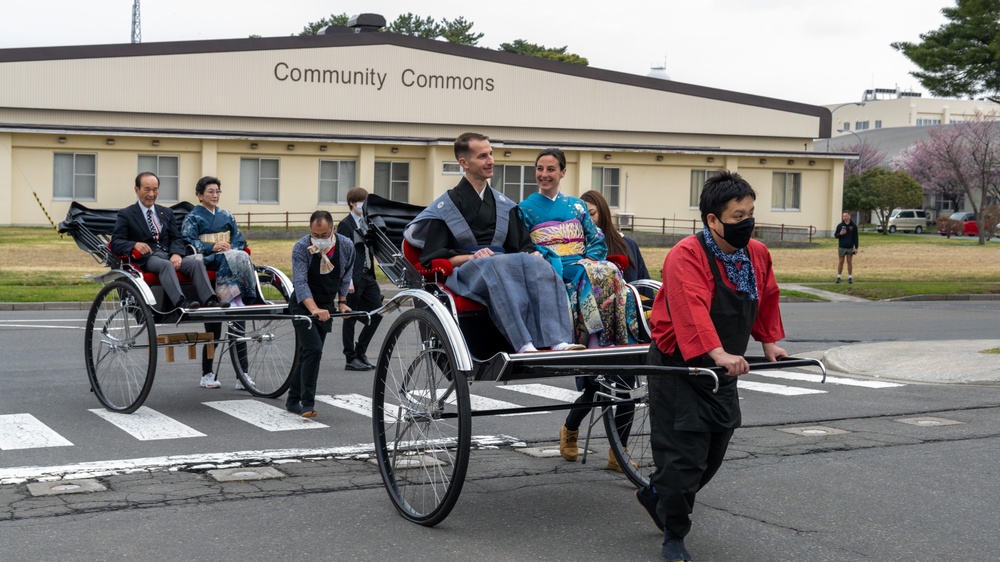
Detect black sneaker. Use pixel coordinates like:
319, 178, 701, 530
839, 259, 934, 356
661, 532, 693, 562
848, 278, 853, 284
635, 485, 664, 532
835, 277, 841, 284
345, 358, 373, 371
286, 403, 304, 415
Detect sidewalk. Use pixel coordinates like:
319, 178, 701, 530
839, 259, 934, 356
780, 284, 1000, 385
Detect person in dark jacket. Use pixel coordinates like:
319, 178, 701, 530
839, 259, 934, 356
835, 211, 859, 284
337, 187, 382, 372
287, 211, 354, 418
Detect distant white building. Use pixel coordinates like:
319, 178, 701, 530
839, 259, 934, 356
825, 87, 1000, 136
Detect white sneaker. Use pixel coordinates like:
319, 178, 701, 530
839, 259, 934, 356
200, 373, 221, 389
235, 376, 254, 390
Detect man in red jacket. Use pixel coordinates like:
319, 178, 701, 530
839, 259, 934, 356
637, 171, 787, 562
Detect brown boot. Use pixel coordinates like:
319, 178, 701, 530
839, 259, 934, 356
559, 425, 579, 461
607, 448, 638, 472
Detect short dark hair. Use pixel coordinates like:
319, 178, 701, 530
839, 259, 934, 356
454, 132, 490, 161
699, 171, 756, 226
135, 171, 159, 188
195, 176, 221, 196
535, 148, 566, 170
346, 187, 368, 206
310, 210, 333, 226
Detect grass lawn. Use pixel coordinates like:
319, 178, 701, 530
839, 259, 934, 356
2, 228, 998, 302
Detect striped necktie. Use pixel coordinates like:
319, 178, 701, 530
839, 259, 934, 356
146, 209, 159, 240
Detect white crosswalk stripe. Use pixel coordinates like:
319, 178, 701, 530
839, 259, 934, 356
412, 390, 546, 416
738, 380, 827, 396
90, 407, 206, 441
497, 383, 581, 403
0, 370, 906, 454
749, 369, 904, 388
203, 400, 328, 431
0, 413, 74, 450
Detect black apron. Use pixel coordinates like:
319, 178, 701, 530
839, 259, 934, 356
655, 231, 758, 432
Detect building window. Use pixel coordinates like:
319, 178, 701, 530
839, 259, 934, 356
592, 167, 621, 207
916, 118, 942, 126
318, 160, 357, 204
137, 155, 179, 201
771, 172, 801, 210
374, 161, 409, 202
856, 121, 870, 131
442, 162, 463, 175
689, 169, 723, 207
842, 122, 850, 131
875, 120, 882, 129
239, 157, 280, 204
53, 153, 96, 200
494, 164, 537, 202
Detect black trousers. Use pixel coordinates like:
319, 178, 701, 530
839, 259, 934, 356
342, 272, 382, 362
648, 373, 735, 538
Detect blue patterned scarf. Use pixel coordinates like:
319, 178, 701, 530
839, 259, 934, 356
702, 227, 758, 301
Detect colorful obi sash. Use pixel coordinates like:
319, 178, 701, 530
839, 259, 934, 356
529, 220, 585, 257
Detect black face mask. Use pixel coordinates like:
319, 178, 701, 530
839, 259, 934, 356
713, 217, 755, 249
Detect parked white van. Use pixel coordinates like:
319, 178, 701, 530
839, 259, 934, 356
879, 209, 929, 233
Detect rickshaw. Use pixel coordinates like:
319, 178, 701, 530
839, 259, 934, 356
360, 194, 826, 526
58, 201, 305, 413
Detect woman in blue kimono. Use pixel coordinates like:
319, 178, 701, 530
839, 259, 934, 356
519, 148, 638, 348
520, 148, 641, 468
181, 176, 257, 307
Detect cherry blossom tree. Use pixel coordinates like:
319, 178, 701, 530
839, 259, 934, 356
892, 114, 1000, 244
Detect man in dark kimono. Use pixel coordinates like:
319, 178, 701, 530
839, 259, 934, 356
638, 171, 787, 562
404, 132, 581, 354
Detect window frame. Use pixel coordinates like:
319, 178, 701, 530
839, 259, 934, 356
771, 171, 802, 211
317, 159, 357, 204
53, 152, 97, 201
494, 164, 538, 202
137, 154, 180, 202
239, 157, 281, 204
374, 160, 410, 202
689, 169, 723, 208
592, 166, 621, 207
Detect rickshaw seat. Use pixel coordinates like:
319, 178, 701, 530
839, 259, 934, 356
112, 244, 252, 287
401, 239, 487, 313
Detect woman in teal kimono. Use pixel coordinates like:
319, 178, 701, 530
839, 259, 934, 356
181, 176, 257, 306
518, 148, 638, 347
520, 149, 641, 469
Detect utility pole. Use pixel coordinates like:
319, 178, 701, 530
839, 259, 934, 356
131, 0, 141, 44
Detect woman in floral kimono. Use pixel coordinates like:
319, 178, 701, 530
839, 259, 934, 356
181, 176, 257, 306
519, 148, 641, 469
519, 148, 638, 348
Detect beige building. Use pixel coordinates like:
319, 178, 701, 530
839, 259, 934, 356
827, 87, 1000, 136
0, 24, 846, 235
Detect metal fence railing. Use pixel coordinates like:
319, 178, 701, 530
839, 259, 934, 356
232, 211, 314, 230
619, 215, 816, 243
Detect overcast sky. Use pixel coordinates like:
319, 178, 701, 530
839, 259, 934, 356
0, 0, 952, 106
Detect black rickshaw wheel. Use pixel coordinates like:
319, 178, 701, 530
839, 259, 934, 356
600, 374, 653, 488
372, 308, 472, 527
85, 280, 157, 413
228, 271, 299, 398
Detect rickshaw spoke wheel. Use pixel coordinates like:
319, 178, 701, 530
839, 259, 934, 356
85, 280, 156, 413
228, 270, 299, 398
600, 374, 653, 488
372, 308, 471, 526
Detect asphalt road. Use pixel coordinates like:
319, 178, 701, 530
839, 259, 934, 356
1, 301, 999, 561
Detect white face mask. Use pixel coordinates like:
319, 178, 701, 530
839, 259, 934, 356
310, 236, 333, 250
353, 202, 364, 215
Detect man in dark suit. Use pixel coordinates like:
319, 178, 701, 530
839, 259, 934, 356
337, 187, 382, 371
111, 172, 222, 312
